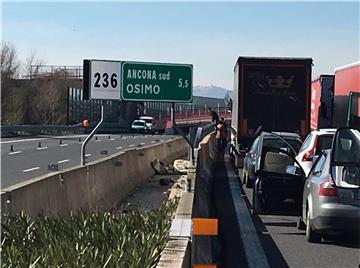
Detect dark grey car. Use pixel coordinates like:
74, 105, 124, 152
250, 132, 304, 213
242, 132, 302, 188
296, 128, 360, 242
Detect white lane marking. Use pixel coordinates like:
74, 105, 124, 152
140, 142, 146, 145
95, 140, 101, 142
22, 166, 40, 173
160, 139, 164, 142
85, 154, 91, 157
37, 147, 48, 150
226, 156, 270, 268
9, 151, 22, 155
60, 144, 68, 147
116, 146, 123, 150
0, 134, 112, 144
129, 144, 135, 147
57, 159, 70, 164
151, 141, 156, 143
109, 138, 115, 141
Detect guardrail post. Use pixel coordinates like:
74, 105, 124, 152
81, 105, 104, 166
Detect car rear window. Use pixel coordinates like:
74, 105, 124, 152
333, 129, 360, 164
331, 128, 360, 188
263, 138, 301, 153
133, 121, 145, 126
315, 135, 333, 155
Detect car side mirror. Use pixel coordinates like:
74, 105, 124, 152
286, 165, 302, 176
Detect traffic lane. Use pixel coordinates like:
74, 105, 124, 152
1, 135, 176, 188
238, 169, 360, 268
1, 134, 168, 155
1, 141, 81, 187
1, 134, 176, 158
213, 153, 247, 268
1, 135, 178, 188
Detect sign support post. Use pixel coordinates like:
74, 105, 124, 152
172, 102, 176, 126
81, 105, 104, 166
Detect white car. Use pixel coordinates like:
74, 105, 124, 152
295, 128, 336, 176
131, 120, 148, 133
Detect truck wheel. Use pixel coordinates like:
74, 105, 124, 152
306, 209, 321, 243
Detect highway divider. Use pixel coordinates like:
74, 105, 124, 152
156, 132, 218, 268
1, 137, 187, 217
191, 132, 220, 267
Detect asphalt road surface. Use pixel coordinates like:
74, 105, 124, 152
1, 134, 179, 188
237, 168, 360, 268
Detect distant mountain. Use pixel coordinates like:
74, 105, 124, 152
193, 85, 232, 99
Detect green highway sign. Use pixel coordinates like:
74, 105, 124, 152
121, 62, 193, 102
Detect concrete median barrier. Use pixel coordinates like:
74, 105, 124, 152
192, 132, 221, 267
1, 137, 187, 217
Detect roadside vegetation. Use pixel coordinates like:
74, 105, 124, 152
1, 41, 75, 125
1, 199, 177, 267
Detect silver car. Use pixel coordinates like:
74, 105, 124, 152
298, 127, 360, 243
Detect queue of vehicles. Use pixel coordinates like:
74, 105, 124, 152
230, 57, 360, 243
130, 116, 154, 133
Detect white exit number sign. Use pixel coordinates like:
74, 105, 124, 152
83, 59, 121, 100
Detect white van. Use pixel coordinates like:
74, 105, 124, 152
139, 116, 154, 130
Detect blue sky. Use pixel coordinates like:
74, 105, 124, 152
2, 1, 359, 89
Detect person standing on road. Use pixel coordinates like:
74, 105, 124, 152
208, 107, 219, 125
220, 117, 228, 149
216, 118, 227, 151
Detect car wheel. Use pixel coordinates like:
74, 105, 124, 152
230, 148, 235, 164
242, 170, 247, 185
252, 179, 263, 214
297, 217, 306, 230
306, 209, 321, 243
245, 175, 252, 188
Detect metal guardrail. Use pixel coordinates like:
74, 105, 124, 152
1, 115, 220, 137
1, 124, 85, 137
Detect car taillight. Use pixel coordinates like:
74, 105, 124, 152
319, 177, 337, 197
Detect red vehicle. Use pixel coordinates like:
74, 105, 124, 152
311, 62, 360, 129
310, 75, 334, 130
333, 62, 360, 127
230, 57, 312, 167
